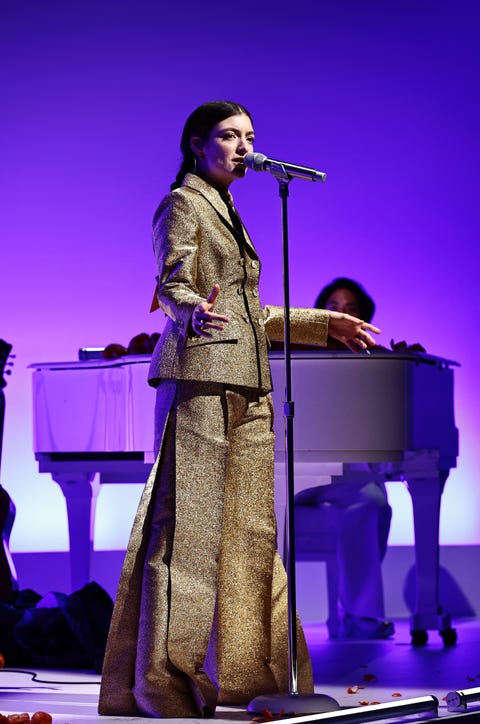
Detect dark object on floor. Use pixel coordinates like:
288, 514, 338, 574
0, 581, 113, 673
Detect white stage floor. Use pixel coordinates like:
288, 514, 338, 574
1, 618, 479, 723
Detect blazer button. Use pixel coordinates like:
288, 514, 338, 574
237, 286, 244, 294
252, 289, 259, 297
251, 260, 258, 268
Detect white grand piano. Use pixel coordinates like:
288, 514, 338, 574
30, 349, 459, 645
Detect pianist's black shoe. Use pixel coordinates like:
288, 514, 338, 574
335, 614, 395, 640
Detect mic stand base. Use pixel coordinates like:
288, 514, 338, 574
249, 695, 439, 723
247, 692, 340, 716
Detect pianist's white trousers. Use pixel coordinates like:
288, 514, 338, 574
99, 379, 313, 718
296, 473, 392, 619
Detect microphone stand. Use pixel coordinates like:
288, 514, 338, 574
248, 170, 338, 715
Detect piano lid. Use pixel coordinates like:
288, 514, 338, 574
268, 348, 460, 367
30, 356, 153, 454
268, 350, 459, 466
30, 351, 459, 469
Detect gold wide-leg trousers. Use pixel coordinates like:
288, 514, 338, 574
99, 380, 313, 717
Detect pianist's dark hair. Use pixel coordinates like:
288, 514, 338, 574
170, 100, 253, 191
314, 277, 375, 323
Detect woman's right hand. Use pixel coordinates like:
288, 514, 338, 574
191, 284, 230, 337
327, 311, 381, 352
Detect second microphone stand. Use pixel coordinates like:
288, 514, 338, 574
248, 170, 338, 715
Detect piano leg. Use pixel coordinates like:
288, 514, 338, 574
406, 470, 456, 646
53, 472, 97, 592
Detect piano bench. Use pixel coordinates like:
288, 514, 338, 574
294, 504, 340, 638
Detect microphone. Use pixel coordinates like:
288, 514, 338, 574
244, 152, 327, 182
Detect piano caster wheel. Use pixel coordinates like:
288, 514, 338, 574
440, 628, 457, 647
411, 629, 428, 646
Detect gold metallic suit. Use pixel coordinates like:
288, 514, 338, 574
99, 174, 330, 717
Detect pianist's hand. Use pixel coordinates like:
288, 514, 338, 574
327, 312, 381, 353
191, 284, 230, 338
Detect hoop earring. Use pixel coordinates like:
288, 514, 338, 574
192, 155, 197, 174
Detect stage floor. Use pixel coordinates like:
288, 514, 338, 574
0, 618, 479, 723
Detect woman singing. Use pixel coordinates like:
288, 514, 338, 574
99, 100, 380, 718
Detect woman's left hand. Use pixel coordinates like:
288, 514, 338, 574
327, 311, 381, 352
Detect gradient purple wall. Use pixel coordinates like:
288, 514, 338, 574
1, 0, 479, 552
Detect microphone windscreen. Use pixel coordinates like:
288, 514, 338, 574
244, 152, 267, 171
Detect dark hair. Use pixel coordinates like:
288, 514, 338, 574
314, 277, 375, 322
170, 100, 253, 191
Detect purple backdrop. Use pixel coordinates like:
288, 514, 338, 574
1, 0, 479, 552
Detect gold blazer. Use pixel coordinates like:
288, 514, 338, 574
148, 173, 329, 392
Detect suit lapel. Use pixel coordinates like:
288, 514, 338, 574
183, 174, 258, 259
